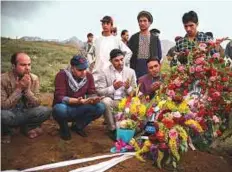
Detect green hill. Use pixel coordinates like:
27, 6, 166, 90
1, 37, 78, 92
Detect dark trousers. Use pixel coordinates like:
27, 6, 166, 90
1, 106, 51, 135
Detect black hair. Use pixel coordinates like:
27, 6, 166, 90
205, 32, 213, 39
146, 57, 160, 65
182, 11, 198, 24
11, 52, 22, 65
87, 33, 93, 37
110, 49, 124, 60
121, 30, 128, 36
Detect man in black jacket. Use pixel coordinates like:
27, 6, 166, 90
128, 11, 162, 78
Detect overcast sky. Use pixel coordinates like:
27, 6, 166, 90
1, 0, 232, 46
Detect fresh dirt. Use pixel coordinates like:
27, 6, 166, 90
1, 93, 232, 172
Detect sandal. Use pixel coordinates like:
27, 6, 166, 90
27, 127, 43, 139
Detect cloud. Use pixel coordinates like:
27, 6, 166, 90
1, 1, 54, 20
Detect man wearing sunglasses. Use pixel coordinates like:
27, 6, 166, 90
53, 54, 106, 140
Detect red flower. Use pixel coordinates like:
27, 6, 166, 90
183, 89, 188, 96
221, 77, 229, 82
159, 143, 169, 151
168, 84, 176, 90
216, 130, 222, 137
156, 131, 165, 142
210, 68, 217, 76
161, 118, 175, 129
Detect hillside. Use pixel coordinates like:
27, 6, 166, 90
1, 37, 78, 92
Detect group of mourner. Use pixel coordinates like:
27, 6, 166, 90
1, 10, 232, 143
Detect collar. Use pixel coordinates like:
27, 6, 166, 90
184, 31, 200, 41
110, 64, 124, 73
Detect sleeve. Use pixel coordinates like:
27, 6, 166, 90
119, 39, 132, 67
126, 70, 137, 95
157, 38, 162, 61
54, 71, 68, 104
96, 71, 115, 96
1, 80, 22, 109
24, 76, 41, 107
86, 73, 97, 96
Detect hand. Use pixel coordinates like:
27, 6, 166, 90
151, 81, 161, 91
113, 80, 124, 90
124, 78, 131, 89
80, 98, 91, 105
16, 74, 31, 90
89, 96, 105, 104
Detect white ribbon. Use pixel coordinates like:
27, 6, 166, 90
3, 153, 135, 172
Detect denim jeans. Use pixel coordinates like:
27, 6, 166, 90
52, 103, 105, 130
1, 106, 51, 135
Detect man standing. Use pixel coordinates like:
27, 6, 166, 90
53, 54, 105, 140
1, 52, 51, 143
138, 57, 163, 99
121, 29, 129, 45
92, 16, 132, 86
96, 49, 137, 140
176, 11, 215, 63
84, 33, 95, 72
128, 11, 162, 78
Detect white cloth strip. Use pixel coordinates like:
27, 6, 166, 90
20, 153, 124, 172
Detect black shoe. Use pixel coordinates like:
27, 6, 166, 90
57, 120, 71, 140
75, 129, 88, 137
107, 130, 116, 141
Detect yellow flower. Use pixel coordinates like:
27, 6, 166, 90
138, 104, 147, 117
165, 100, 178, 111
185, 119, 204, 133
132, 97, 140, 105
118, 98, 127, 111
158, 100, 166, 109
169, 138, 180, 161
175, 125, 188, 141
178, 100, 190, 114
130, 104, 137, 114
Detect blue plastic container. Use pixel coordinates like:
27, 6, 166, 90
116, 128, 135, 143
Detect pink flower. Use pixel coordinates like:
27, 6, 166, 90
173, 78, 182, 87
213, 115, 220, 123
189, 66, 195, 73
167, 90, 176, 97
172, 112, 181, 118
212, 91, 221, 99
199, 43, 207, 51
212, 53, 220, 58
195, 57, 205, 65
169, 129, 178, 139
195, 65, 204, 72
207, 97, 213, 101
177, 65, 185, 72
209, 76, 217, 82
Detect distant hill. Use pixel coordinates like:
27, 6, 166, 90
61, 36, 84, 49
20, 36, 84, 49
1, 37, 78, 92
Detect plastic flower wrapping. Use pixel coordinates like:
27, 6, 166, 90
111, 38, 232, 169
